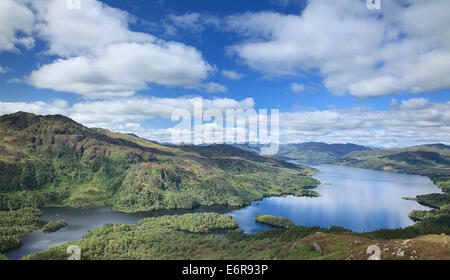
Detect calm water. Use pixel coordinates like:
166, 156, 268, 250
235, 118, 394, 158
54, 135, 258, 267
228, 164, 440, 233
6, 165, 440, 259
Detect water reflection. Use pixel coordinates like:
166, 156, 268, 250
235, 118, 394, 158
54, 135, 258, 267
228, 165, 440, 233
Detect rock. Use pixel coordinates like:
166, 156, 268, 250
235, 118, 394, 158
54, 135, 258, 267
312, 241, 322, 252
290, 242, 297, 251
396, 249, 405, 257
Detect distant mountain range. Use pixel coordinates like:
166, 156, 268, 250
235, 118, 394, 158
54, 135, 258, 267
230, 142, 450, 167
275, 142, 372, 165
229, 142, 372, 165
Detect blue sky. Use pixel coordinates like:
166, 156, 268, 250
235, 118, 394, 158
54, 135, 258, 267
0, 0, 449, 147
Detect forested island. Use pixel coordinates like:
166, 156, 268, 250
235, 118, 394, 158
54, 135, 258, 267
255, 215, 295, 228
42, 220, 68, 233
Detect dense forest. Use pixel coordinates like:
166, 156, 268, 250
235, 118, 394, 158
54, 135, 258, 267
0, 207, 42, 253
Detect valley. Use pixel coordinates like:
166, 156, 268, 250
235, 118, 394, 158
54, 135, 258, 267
0, 112, 449, 260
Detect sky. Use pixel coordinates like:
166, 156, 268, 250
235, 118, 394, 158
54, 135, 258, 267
0, 0, 449, 147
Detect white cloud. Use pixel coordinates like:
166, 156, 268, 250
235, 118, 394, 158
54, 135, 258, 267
69, 96, 253, 126
25, 0, 220, 97
168, 13, 203, 33
166, 12, 220, 35
290, 82, 305, 93
6, 77, 22, 84
226, 0, 450, 97
30, 0, 152, 57
27, 42, 215, 98
399, 98, 430, 111
222, 70, 243, 80
0, 66, 9, 74
0, 96, 254, 128
280, 98, 450, 147
0, 0, 35, 52
0, 99, 68, 116
202, 82, 228, 93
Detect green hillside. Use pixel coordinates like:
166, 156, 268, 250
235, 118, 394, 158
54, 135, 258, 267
0, 112, 319, 213
335, 144, 450, 191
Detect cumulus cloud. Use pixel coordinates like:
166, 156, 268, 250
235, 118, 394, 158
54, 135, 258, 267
27, 42, 216, 98
290, 83, 305, 93
0, 0, 35, 52
24, 0, 221, 97
226, 0, 450, 97
30, 0, 152, 57
222, 70, 243, 80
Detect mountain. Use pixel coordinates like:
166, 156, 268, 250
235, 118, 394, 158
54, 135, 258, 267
274, 142, 371, 165
0, 112, 318, 212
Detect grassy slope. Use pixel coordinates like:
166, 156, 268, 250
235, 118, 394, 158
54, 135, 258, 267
22, 213, 449, 260
335, 144, 450, 226
0, 112, 319, 213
